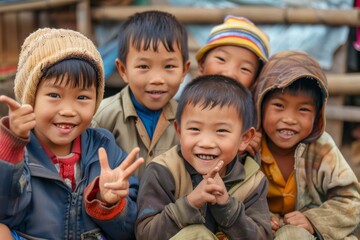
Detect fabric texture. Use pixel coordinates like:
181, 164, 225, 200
196, 15, 270, 63
14, 28, 104, 112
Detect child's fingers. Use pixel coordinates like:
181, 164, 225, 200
98, 147, 110, 171
121, 157, 144, 180
0, 95, 21, 111
206, 160, 224, 179
118, 147, 141, 171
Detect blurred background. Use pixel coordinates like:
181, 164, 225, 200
1, 0, 360, 183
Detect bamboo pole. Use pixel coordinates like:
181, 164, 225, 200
0, 0, 81, 13
326, 73, 360, 95
91, 5, 360, 26
326, 105, 360, 122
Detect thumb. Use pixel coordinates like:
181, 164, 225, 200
98, 147, 110, 171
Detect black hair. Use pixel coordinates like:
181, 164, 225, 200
262, 77, 324, 113
176, 74, 256, 132
117, 10, 189, 65
40, 58, 98, 89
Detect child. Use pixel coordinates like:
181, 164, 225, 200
255, 50, 360, 239
196, 15, 270, 157
92, 10, 190, 178
0, 28, 143, 240
136, 75, 272, 240
196, 15, 270, 91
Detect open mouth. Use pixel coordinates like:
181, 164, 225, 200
55, 123, 75, 129
196, 154, 216, 160
278, 129, 296, 136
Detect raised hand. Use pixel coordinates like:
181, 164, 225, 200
205, 161, 228, 205
245, 131, 262, 157
187, 161, 225, 209
97, 147, 144, 205
0, 95, 35, 138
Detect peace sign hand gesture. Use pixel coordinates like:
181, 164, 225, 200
97, 147, 144, 205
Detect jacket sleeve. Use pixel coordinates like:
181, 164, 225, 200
0, 117, 31, 224
302, 133, 360, 239
209, 177, 273, 240
136, 163, 205, 240
83, 130, 140, 240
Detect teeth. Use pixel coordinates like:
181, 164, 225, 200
279, 130, 295, 136
197, 154, 215, 160
56, 124, 74, 129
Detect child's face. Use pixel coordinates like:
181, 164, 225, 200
33, 77, 97, 156
175, 102, 253, 176
117, 42, 190, 111
198, 45, 259, 89
262, 91, 316, 154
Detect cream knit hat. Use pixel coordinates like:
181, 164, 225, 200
14, 28, 104, 112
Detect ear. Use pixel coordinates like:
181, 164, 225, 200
174, 120, 181, 139
197, 59, 205, 76
115, 58, 128, 84
238, 127, 256, 152
182, 60, 191, 82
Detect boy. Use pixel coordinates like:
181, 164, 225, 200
196, 15, 270, 91
136, 75, 272, 240
255, 50, 360, 239
92, 10, 190, 178
196, 15, 270, 156
0, 28, 143, 240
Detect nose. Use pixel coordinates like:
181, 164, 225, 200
197, 134, 217, 149
58, 102, 76, 117
149, 74, 165, 85
221, 67, 238, 81
282, 116, 297, 125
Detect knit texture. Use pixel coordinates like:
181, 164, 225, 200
14, 28, 104, 112
196, 16, 270, 64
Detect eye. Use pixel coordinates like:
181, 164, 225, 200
241, 67, 252, 73
137, 65, 149, 69
188, 127, 199, 132
299, 106, 313, 112
165, 64, 175, 69
217, 129, 229, 133
48, 93, 60, 98
215, 56, 225, 62
78, 95, 89, 100
272, 102, 283, 108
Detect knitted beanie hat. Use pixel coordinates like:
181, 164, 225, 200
14, 28, 104, 112
196, 16, 270, 64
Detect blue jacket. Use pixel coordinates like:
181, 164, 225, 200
0, 118, 139, 240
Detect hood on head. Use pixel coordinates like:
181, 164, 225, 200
254, 50, 328, 142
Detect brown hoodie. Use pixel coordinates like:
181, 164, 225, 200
254, 50, 328, 143
254, 50, 360, 239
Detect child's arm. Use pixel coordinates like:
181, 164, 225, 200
84, 147, 143, 240
209, 176, 273, 240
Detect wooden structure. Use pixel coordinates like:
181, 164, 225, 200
0, 0, 91, 69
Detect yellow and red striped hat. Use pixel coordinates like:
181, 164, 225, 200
196, 16, 270, 64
